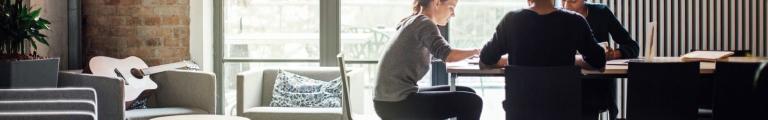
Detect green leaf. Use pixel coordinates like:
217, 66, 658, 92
28, 38, 37, 49
29, 8, 39, 18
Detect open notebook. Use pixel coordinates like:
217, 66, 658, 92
681, 51, 735, 62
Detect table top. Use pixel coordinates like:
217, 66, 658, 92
447, 57, 767, 78
150, 115, 250, 120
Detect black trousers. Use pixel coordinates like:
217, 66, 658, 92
374, 85, 483, 120
582, 79, 618, 120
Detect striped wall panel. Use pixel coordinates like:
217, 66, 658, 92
589, 0, 767, 57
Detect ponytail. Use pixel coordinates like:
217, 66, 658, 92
402, 0, 440, 22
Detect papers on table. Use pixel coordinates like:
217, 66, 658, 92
446, 57, 481, 67
681, 51, 735, 62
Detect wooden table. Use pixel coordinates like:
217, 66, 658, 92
445, 57, 765, 119
447, 57, 766, 79
150, 115, 250, 120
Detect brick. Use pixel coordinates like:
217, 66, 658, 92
117, 6, 140, 16
143, 16, 162, 26
145, 38, 162, 47
126, 17, 142, 26
162, 16, 181, 25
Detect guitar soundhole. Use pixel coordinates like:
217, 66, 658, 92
131, 68, 145, 79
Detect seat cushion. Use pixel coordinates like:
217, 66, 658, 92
125, 107, 207, 120
241, 107, 342, 120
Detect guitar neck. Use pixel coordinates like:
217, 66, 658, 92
141, 62, 192, 75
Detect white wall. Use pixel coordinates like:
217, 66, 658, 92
190, 0, 214, 72
30, 0, 69, 69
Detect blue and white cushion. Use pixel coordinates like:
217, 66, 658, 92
269, 70, 342, 108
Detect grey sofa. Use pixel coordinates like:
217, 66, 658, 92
237, 67, 365, 120
59, 70, 217, 120
0, 88, 98, 120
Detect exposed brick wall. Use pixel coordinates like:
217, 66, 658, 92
83, 0, 190, 66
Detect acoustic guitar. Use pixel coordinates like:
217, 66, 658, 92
89, 56, 199, 102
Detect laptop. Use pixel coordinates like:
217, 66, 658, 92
607, 22, 658, 65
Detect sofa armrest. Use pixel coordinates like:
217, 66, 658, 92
150, 70, 217, 114
237, 69, 265, 116
58, 72, 125, 120
347, 69, 366, 114
0, 88, 98, 120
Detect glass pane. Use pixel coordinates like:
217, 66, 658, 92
340, 0, 411, 60
450, 0, 525, 48
224, 0, 320, 59
222, 62, 319, 115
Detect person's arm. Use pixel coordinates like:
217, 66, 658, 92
601, 5, 639, 59
575, 16, 607, 70
419, 20, 478, 62
480, 12, 514, 69
446, 48, 480, 62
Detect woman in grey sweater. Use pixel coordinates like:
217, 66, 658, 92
373, 0, 483, 119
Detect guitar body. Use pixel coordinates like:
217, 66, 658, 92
89, 56, 158, 102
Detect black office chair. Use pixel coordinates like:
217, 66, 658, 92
627, 62, 700, 120
755, 62, 768, 117
688, 49, 753, 120
503, 66, 582, 120
710, 62, 763, 119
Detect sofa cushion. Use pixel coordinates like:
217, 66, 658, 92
125, 107, 206, 120
242, 107, 342, 120
260, 68, 342, 105
269, 70, 342, 108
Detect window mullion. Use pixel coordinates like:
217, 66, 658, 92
320, 0, 341, 67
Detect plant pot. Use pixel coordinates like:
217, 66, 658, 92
0, 58, 60, 88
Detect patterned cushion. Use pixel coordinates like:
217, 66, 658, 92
269, 70, 342, 108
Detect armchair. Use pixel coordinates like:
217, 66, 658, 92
237, 67, 365, 120
59, 70, 217, 120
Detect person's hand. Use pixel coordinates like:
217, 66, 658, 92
606, 49, 622, 60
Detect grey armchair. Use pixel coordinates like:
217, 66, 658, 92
59, 70, 217, 120
237, 67, 365, 120
0, 88, 98, 120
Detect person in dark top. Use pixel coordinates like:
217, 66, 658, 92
563, 0, 641, 120
479, 0, 606, 70
479, 0, 606, 119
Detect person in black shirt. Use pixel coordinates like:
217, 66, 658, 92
479, 0, 605, 70
563, 0, 641, 120
480, 0, 606, 119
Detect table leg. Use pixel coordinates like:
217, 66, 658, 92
449, 73, 458, 92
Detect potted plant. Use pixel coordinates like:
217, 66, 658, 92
0, 0, 58, 88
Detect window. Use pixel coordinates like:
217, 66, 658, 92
222, 0, 321, 114
224, 0, 320, 60
218, 0, 529, 118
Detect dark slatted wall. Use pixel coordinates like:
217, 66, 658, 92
589, 0, 766, 57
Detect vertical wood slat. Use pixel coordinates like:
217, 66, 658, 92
587, 0, 765, 57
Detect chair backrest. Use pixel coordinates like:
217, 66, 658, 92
503, 65, 582, 120
627, 62, 700, 120
337, 53, 353, 120
755, 61, 768, 116
711, 62, 762, 119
